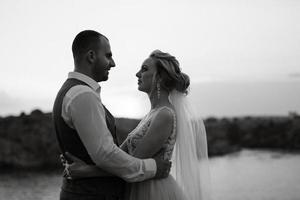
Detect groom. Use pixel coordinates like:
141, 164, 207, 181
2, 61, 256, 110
52, 30, 171, 200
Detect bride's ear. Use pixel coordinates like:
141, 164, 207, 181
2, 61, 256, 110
155, 72, 162, 82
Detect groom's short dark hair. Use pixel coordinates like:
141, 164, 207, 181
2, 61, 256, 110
72, 30, 108, 61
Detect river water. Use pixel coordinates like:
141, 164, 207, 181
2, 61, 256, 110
1, 149, 299, 200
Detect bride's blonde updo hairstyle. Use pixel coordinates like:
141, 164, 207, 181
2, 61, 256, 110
150, 50, 190, 94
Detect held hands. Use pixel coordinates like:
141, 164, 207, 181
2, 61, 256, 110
60, 152, 88, 180
153, 156, 172, 179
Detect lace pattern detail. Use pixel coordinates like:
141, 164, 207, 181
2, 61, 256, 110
126, 107, 176, 160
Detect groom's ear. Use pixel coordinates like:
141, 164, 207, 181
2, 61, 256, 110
86, 50, 96, 64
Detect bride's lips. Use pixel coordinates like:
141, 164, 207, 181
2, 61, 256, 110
138, 80, 142, 85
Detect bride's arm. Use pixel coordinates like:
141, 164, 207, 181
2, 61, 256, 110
61, 128, 133, 179
119, 138, 129, 152
62, 152, 113, 179
132, 109, 173, 159
62, 132, 130, 179
62, 110, 172, 179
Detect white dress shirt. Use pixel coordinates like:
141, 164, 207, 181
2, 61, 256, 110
61, 71, 156, 182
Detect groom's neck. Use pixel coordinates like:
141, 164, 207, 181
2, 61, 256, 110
74, 67, 95, 81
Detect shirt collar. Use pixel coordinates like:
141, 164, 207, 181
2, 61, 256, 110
68, 71, 101, 93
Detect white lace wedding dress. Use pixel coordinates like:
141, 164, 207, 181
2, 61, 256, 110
125, 106, 188, 200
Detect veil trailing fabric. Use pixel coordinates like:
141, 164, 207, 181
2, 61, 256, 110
169, 90, 212, 200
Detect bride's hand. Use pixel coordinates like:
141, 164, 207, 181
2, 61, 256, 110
60, 152, 89, 179
60, 152, 113, 179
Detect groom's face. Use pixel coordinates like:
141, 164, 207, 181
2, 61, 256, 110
93, 37, 115, 82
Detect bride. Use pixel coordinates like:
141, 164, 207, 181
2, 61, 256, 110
63, 50, 211, 200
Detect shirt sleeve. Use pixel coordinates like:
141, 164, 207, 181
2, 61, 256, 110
66, 90, 156, 182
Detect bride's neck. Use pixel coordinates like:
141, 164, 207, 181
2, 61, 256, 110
148, 90, 170, 110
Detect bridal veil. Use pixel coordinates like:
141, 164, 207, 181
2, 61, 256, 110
169, 90, 212, 200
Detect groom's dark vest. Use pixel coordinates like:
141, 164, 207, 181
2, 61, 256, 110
52, 78, 125, 196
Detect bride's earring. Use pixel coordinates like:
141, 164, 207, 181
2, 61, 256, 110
157, 82, 161, 100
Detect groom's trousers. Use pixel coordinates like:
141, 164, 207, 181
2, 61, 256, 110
60, 190, 122, 200
59, 177, 125, 200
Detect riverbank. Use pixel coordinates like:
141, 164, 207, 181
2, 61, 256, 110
1, 150, 300, 200
0, 110, 299, 170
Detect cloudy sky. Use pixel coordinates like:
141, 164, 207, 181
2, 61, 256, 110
0, 0, 299, 118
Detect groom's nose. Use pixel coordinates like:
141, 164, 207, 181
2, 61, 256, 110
110, 58, 116, 68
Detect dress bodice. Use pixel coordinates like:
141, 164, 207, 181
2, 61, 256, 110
126, 107, 176, 160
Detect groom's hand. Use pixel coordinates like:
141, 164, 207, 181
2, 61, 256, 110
153, 157, 171, 179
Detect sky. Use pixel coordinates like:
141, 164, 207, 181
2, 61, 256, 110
0, 0, 299, 118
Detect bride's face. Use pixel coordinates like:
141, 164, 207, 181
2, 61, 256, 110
136, 58, 157, 93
